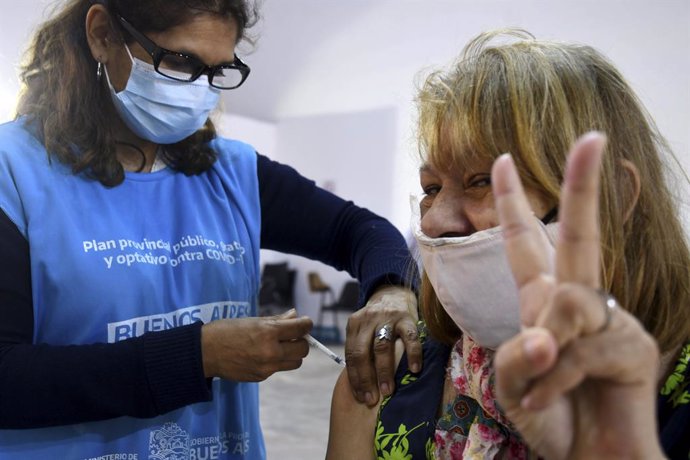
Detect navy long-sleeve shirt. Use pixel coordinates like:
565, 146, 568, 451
0, 152, 416, 429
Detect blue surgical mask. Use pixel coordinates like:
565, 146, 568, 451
105, 44, 221, 144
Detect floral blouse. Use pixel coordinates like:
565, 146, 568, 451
375, 329, 531, 460
433, 337, 534, 459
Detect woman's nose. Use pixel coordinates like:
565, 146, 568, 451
420, 194, 473, 238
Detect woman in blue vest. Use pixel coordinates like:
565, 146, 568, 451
0, 0, 421, 457
327, 29, 690, 459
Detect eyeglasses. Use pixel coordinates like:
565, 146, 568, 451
116, 15, 250, 90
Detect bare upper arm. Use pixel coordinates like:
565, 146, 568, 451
326, 368, 379, 460
326, 340, 406, 460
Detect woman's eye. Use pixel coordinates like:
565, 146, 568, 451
422, 185, 440, 197
467, 174, 491, 188
159, 54, 198, 74
419, 186, 439, 209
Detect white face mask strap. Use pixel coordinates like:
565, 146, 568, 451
409, 194, 440, 246
103, 43, 143, 91
123, 42, 136, 64
103, 62, 115, 90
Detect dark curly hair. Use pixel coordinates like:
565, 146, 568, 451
17, 0, 259, 186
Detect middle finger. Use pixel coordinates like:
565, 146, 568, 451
556, 132, 606, 287
492, 153, 554, 290
372, 323, 396, 398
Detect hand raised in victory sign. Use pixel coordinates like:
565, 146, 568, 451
491, 132, 665, 459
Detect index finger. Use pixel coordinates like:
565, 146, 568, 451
344, 320, 380, 405
492, 154, 553, 290
555, 132, 606, 287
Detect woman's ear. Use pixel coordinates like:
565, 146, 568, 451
85, 5, 114, 64
620, 159, 641, 223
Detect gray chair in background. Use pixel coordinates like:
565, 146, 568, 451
316, 280, 360, 330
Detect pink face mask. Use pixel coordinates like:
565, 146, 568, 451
411, 196, 558, 349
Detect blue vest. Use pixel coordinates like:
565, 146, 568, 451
0, 120, 265, 459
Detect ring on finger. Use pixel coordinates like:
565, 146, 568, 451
375, 324, 393, 342
596, 290, 620, 333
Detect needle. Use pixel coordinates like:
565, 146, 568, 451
305, 333, 346, 367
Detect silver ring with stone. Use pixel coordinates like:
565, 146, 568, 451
376, 324, 393, 342
597, 290, 619, 333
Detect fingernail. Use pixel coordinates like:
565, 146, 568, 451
492, 153, 520, 195
365, 392, 375, 405
523, 334, 545, 360
581, 130, 607, 146
410, 363, 420, 373
498, 152, 512, 162
566, 133, 606, 182
380, 383, 390, 396
521, 395, 533, 410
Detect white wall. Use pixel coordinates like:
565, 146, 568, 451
275, 108, 397, 218
214, 111, 277, 157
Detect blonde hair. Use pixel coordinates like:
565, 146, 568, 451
417, 29, 690, 353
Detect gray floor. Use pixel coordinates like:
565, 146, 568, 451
259, 344, 345, 459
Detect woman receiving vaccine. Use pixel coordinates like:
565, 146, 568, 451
328, 29, 690, 459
